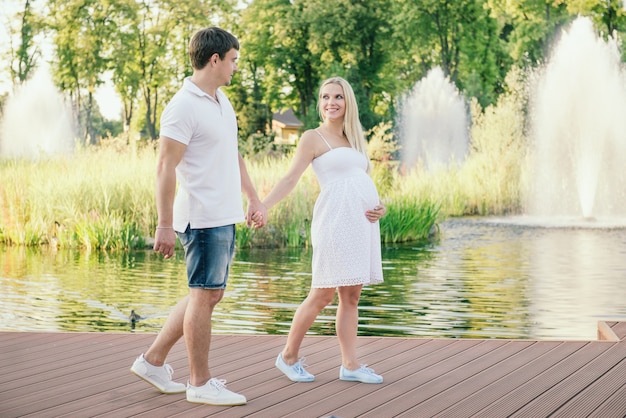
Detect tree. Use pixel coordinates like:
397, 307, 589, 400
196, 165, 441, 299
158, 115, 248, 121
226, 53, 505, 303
556, 0, 626, 42
302, 0, 394, 128
238, 0, 319, 127
47, 0, 127, 144
108, 0, 141, 139
390, 0, 506, 108
7, 0, 42, 88
486, 0, 570, 66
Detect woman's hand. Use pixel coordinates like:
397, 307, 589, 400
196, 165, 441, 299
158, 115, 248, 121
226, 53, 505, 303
246, 200, 267, 228
365, 203, 386, 223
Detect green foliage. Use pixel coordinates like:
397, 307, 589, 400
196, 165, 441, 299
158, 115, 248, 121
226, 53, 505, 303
0, 138, 443, 250
379, 196, 440, 243
237, 0, 319, 121
7, 0, 42, 86
367, 121, 401, 163
463, 67, 529, 214
8, 0, 626, 144
486, 0, 572, 66
0, 142, 157, 250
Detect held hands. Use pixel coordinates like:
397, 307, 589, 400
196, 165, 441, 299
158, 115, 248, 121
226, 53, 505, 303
366, 203, 386, 223
246, 199, 268, 228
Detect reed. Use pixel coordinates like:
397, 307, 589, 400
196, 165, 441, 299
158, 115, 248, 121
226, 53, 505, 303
0, 141, 156, 249
1, 106, 528, 250
240, 154, 318, 248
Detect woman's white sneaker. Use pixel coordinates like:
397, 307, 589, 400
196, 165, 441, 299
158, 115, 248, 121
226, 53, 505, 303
339, 365, 383, 384
186, 378, 247, 405
275, 353, 315, 382
130, 354, 186, 393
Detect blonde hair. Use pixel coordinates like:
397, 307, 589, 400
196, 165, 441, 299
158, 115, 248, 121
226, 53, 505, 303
317, 77, 369, 161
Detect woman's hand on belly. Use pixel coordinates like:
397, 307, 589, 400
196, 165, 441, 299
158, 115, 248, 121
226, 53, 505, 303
365, 203, 386, 223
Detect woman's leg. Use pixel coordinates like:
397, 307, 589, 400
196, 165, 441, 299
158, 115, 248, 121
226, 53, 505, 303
336, 285, 363, 370
281, 287, 335, 364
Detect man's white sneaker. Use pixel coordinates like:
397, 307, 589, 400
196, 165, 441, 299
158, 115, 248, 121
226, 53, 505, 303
339, 365, 383, 384
130, 354, 186, 394
186, 378, 247, 405
275, 353, 314, 382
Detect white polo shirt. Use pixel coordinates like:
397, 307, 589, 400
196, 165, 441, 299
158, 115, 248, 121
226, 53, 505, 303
159, 77, 244, 231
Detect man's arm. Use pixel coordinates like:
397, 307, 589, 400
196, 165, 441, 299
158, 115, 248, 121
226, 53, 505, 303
154, 136, 186, 258
239, 153, 267, 228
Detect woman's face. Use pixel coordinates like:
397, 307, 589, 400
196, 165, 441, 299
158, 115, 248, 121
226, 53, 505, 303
320, 83, 346, 122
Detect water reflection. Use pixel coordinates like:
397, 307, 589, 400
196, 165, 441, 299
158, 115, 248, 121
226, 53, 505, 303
1, 219, 624, 339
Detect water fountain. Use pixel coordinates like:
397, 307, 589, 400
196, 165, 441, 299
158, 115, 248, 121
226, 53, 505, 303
0, 67, 75, 160
397, 66, 469, 170
525, 16, 626, 224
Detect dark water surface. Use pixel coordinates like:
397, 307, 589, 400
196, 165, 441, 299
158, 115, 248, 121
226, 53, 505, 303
1, 218, 625, 339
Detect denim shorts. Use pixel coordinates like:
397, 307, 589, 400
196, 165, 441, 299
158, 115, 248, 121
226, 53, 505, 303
177, 224, 235, 289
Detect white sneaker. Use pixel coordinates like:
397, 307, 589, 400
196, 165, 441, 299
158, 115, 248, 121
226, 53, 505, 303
186, 378, 247, 405
339, 365, 383, 384
130, 354, 186, 394
275, 353, 314, 382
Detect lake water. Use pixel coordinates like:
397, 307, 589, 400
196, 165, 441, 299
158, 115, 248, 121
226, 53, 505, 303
1, 217, 625, 340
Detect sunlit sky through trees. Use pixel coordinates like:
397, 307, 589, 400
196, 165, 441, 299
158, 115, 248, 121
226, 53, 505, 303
0, 0, 122, 120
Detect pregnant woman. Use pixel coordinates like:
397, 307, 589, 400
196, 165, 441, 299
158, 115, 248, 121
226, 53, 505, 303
262, 76, 386, 384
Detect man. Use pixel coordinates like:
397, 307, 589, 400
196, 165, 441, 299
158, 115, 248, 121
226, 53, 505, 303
130, 27, 266, 406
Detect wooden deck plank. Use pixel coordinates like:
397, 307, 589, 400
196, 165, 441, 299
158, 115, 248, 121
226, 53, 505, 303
282, 339, 486, 418
598, 321, 620, 341
511, 340, 626, 417
430, 341, 584, 418
337, 340, 520, 418
551, 354, 626, 417
231, 338, 409, 418
475, 341, 615, 417
610, 321, 626, 340
0, 333, 150, 383
40, 335, 269, 417
1, 338, 166, 414
393, 340, 548, 417
588, 379, 626, 418
0, 331, 625, 418
0, 332, 89, 361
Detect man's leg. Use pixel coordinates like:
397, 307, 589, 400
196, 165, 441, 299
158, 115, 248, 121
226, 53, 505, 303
130, 296, 188, 393
184, 287, 223, 386
144, 295, 188, 366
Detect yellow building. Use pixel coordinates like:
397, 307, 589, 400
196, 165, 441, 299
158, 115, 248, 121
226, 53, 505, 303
272, 108, 303, 145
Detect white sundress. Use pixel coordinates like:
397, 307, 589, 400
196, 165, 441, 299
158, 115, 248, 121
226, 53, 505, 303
309, 129, 384, 288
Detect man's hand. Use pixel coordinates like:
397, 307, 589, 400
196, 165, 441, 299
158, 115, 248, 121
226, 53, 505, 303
154, 227, 177, 259
246, 200, 267, 228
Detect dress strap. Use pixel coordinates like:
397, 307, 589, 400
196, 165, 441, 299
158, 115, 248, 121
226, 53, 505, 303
314, 129, 333, 151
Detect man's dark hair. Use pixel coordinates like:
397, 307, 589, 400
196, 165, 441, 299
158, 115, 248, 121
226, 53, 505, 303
189, 27, 239, 70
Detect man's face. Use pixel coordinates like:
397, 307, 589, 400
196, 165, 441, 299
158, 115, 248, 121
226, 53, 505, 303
217, 48, 239, 86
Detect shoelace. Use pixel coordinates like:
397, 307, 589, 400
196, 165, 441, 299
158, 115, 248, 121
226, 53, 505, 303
294, 357, 310, 375
164, 363, 174, 378
358, 364, 376, 375
210, 378, 228, 390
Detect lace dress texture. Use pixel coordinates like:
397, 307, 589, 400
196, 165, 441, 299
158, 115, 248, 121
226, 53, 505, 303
309, 130, 384, 288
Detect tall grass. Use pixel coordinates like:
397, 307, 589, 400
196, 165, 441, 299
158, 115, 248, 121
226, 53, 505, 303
0, 145, 439, 250
1, 141, 156, 249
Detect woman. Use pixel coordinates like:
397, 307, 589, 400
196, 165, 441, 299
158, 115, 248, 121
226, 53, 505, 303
262, 77, 386, 384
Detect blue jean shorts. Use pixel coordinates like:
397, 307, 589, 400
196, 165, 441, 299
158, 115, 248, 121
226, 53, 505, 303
177, 224, 235, 289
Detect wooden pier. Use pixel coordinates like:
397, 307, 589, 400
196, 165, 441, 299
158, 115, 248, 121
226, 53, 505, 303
1, 321, 625, 417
